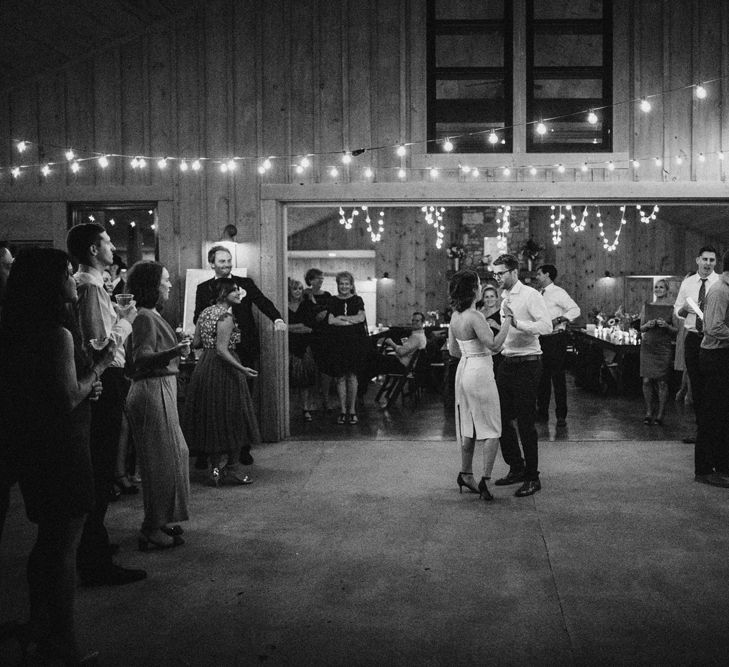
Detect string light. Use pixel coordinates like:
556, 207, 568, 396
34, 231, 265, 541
587, 111, 598, 125
698, 153, 705, 162
460, 164, 471, 174
550, 205, 564, 245
11, 167, 21, 178
398, 168, 406, 179
191, 159, 201, 171
16, 141, 27, 153
496, 205, 511, 250
442, 138, 454, 152
396, 145, 407, 157
342, 152, 352, 164
65, 149, 75, 161
530, 166, 537, 176
295, 164, 304, 174
429, 166, 438, 178
179, 160, 188, 172
607, 160, 615, 171
70, 161, 80, 174
632, 159, 640, 169
571, 206, 588, 232
220, 162, 228, 173
640, 98, 652, 112
557, 163, 565, 173
262, 158, 272, 170
257, 164, 266, 174
299, 156, 310, 168
536, 122, 547, 135
503, 167, 511, 177
471, 168, 479, 177
423, 205, 446, 248
329, 166, 339, 178
157, 157, 167, 169
598, 205, 628, 251
654, 157, 662, 166
364, 167, 374, 178
98, 155, 109, 168
581, 163, 588, 172
675, 155, 683, 165
488, 131, 499, 145
41, 164, 51, 177
695, 84, 707, 99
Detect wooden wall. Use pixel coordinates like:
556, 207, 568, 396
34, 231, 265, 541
2, 0, 729, 439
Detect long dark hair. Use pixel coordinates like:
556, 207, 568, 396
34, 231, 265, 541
449, 269, 480, 313
0, 247, 91, 373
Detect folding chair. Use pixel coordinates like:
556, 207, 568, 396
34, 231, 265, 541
374, 350, 421, 408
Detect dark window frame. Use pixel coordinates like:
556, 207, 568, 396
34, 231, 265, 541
426, 1, 514, 153
526, 0, 613, 152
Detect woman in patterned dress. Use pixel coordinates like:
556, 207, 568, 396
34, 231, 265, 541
183, 278, 261, 485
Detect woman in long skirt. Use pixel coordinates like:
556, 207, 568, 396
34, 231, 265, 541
183, 278, 261, 485
125, 261, 190, 551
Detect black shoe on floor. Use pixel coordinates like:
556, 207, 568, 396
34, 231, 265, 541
80, 563, 147, 587
515, 479, 542, 497
694, 473, 729, 488
682, 436, 696, 444
494, 469, 525, 486
239, 451, 254, 465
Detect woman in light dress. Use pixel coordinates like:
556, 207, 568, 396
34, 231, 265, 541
448, 270, 512, 500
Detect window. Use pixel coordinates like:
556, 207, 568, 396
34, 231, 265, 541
426, 0, 612, 154
68, 203, 159, 267
527, 0, 612, 151
427, 0, 513, 153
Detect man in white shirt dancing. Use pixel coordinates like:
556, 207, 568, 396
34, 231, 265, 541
492, 254, 552, 497
535, 264, 581, 427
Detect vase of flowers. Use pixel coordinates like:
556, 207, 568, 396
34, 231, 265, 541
446, 244, 466, 271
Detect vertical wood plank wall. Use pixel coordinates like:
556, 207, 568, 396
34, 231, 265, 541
1, 0, 728, 439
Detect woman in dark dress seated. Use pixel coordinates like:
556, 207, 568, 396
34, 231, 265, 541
0, 248, 114, 664
320, 271, 368, 424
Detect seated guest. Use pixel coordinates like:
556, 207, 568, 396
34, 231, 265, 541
125, 261, 190, 551
376, 312, 428, 375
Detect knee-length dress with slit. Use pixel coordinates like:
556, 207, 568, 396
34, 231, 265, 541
454, 338, 501, 441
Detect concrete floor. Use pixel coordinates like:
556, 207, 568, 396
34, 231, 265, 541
2, 380, 729, 666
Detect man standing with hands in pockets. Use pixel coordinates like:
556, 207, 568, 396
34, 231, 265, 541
492, 254, 552, 497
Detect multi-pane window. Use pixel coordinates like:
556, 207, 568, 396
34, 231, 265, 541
427, 0, 513, 153
427, 0, 612, 153
527, 0, 612, 151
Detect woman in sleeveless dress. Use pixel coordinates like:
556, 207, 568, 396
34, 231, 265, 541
448, 270, 512, 500
183, 278, 261, 485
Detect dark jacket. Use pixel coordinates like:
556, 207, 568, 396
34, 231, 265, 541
193, 275, 282, 358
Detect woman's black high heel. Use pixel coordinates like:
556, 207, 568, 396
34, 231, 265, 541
478, 477, 494, 501
457, 472, 479, 494
160, 524, 184, 537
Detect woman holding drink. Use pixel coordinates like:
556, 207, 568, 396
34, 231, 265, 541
125, 261, 190, 550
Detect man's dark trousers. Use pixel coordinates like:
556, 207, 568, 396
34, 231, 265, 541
537, 332, 568, 420
684, 331, 705, 425
77, 367, 129, 573
696, 348, 729, 475
497, 357, 542, 480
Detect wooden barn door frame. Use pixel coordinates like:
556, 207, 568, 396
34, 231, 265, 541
260, 182, 729, 441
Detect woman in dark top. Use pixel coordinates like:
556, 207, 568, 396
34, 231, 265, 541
0, 248, 114, 664
125, 261, 190, 551
288, 279, 318, 421
304, 267, 333, 412
321, 271, 368, 424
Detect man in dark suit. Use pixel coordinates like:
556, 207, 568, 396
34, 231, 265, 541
193, 245, 286, 464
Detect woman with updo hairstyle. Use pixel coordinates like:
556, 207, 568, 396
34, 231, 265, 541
183, 277, 260, 485
447, 269, 512, 501
125, 261, 190, 551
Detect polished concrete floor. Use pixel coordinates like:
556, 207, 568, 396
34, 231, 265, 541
2, 377, 729, 666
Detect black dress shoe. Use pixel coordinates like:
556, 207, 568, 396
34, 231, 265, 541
239, 451, 254, 465
494, 469, 525, 486
682, 436, 696, 444
694, 473, 729, 488
80, 563, 147, 587
515, 479, 542, 497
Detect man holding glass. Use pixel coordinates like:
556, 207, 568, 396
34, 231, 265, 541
67, 223, 146, 586
492, 254, 552, 497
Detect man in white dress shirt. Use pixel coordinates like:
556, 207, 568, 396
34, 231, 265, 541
674, 246, 719, 463
493, 254, 552, 497
535, 264, 581, 427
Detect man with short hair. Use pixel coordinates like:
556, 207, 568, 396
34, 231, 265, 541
67, 223, 146, 586
535, 264, 580, 427
492, 253, 552, 497
674, 246, 719, 446
694, 249, 729, 487
194, 245, 286, 464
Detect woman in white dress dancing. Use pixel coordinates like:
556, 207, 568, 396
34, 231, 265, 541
448, 270, 512, 500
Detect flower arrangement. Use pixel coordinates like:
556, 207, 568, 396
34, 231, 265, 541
520, 237, 544, 262
446, 244, 466, 260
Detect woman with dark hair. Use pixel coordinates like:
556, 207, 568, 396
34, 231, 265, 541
639, 278, 677, 425
0, 247, 114, 663
448, 270, 511, 500
288, 278, 318, 421
303, 267, 333, 412
125, 261, 190, 550
183, 278, 260, 485
321, 271, 368, 424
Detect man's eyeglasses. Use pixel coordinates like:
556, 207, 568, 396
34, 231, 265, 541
493, 269, 513, 277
